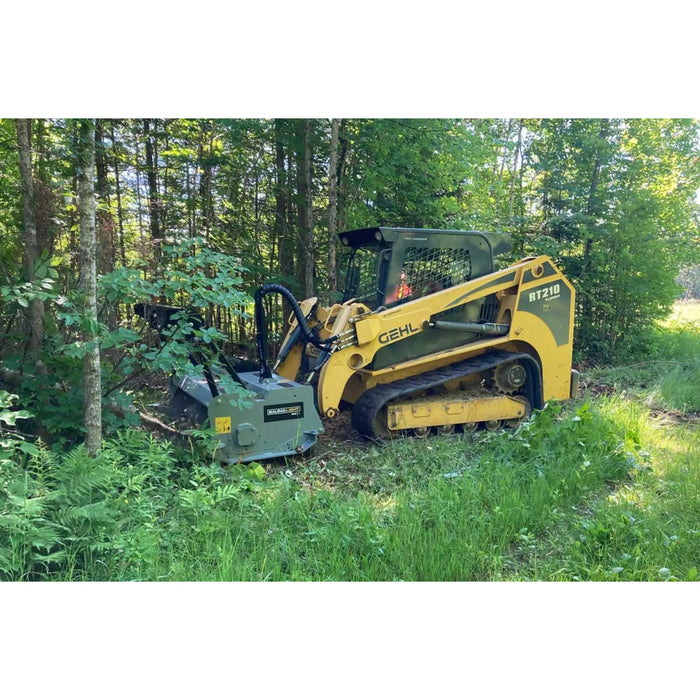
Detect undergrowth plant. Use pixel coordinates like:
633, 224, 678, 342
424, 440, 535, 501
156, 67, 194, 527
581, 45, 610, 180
0, 430, 178, 580
2, 237, 252, 449
0, 424, 271, 581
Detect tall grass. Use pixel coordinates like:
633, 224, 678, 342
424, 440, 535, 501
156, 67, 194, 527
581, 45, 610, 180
2, 312, 697, 581
508, 399, 700, 581
586, 306, 700, 414
138, 398, 649, 581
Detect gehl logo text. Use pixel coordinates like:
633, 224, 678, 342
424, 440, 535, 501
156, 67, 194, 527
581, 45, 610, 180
379, 322, 420, 344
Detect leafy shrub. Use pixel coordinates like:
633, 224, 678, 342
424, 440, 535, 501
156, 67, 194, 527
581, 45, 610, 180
0, 429, 182, 580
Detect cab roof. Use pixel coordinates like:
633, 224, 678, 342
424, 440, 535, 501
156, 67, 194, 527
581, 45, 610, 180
338, 226, 511, 257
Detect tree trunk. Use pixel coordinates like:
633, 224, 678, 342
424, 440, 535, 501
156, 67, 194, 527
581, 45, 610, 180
15, 119, 44, 362
134, 135, 145, 245
295, 119, 314, 298
95, 119, 115, 276
33, 119, 56, 259
143, 118, 161, 268
327, 118, 340, 301
275, 120, 294, 335
198, 120, 213, 241
110, 123, 128, 269
508, 119, 524, 221
337, 119, 350, 233
494, 119, 510, 224
77, 119, 102, 456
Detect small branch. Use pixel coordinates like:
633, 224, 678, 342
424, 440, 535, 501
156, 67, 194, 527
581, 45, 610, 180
102, 369, 145, 399
136, 410, 188, 437
588, 360, 695, 373
107, 399, 188, 438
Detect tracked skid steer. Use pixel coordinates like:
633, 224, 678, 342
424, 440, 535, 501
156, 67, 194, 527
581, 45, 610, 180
137, 227, 578, 463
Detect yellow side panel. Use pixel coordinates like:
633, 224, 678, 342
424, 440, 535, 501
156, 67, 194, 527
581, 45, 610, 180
388, 394, 528, 430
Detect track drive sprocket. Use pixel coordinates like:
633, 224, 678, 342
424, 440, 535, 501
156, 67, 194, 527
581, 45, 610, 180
492, 360, 527, 395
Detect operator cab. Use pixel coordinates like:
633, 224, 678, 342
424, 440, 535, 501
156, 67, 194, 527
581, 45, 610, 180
339, 226, 511, 310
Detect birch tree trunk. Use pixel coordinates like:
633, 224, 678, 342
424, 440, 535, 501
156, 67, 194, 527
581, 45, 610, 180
77, 119, 102, 456
15, 118, 44, 362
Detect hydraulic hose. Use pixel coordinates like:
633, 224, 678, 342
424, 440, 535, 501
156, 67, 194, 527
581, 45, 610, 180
254, 283, 337, 379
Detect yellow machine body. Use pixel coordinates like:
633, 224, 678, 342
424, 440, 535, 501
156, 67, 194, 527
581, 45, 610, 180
273, 227, 576, 439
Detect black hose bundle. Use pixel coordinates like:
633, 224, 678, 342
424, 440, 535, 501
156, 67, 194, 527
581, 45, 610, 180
254, 284, 336, 379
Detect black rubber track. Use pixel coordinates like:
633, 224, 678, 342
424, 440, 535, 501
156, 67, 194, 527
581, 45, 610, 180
351, 350, 543, 438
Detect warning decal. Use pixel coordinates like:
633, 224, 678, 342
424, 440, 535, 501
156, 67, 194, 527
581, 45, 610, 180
215, 416, 232, 434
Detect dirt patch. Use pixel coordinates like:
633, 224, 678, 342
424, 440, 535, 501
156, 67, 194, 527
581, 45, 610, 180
649, 408, 699, 427
579, 377, 615, 398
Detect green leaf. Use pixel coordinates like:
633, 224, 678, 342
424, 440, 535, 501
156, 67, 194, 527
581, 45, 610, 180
0, 408, 32, 426
17, 441, 41, 456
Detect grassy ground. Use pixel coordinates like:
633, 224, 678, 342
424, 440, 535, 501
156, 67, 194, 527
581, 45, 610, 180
2, 305, 698, 581
157, 303, 698, 582
668, 299, 700, 324
150, 396, 697, 582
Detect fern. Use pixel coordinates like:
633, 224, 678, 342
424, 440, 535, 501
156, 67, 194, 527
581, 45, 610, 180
48, 445, 113, 503
2, 426, 218, 580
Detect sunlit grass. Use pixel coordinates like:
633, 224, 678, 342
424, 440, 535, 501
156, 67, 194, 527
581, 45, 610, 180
505, 396, 699, 581
146, 308, 698, 582
587, 307, 699, 415
135, 395, 660, 581
4, 306, 698, 582
646, 364, 700, 413
665, 300, 700, 325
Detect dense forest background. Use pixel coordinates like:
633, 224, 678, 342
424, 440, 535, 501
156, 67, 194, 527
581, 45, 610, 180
1, 118, 699, 447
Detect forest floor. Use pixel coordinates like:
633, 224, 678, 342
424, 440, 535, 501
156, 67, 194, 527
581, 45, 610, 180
3, 304, 697, 582
124, 303, 699, 581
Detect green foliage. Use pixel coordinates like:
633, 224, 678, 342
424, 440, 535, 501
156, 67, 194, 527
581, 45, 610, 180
519, 118, 700, 362
508, 398, 700, 582
586, 311, 700, 413
98, 236, 250, 383
3, 117, 699, 369
0, 430, 179, 580
1, 236, 251, 446
0, 425, 278, 580
2, 118, 700, 583
0, 253, 59, 310
0, 391, 37, 473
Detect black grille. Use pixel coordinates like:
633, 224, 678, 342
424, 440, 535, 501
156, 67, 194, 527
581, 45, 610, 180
401, 247, 472, 300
